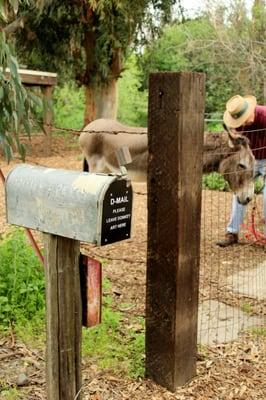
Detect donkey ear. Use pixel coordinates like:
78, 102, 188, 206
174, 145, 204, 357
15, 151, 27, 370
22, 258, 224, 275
224, 123, 238, 145
223, 123, 229, 132
225, 129, 247, 148
228, 138, 235, 149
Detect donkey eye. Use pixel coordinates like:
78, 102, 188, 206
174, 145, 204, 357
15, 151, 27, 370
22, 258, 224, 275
238, 163, 247, 170
236, 137, 246, 146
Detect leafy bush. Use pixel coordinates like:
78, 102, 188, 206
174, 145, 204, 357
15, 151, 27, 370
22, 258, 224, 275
255, 176, 264, 194
202, 172, 229, 191
82, 292, 145, 378
203, 173, 265, 194
0, 229, 45, 328
117, 55, 148, 127
0, 34, 43, 161
53, 83, 85, 130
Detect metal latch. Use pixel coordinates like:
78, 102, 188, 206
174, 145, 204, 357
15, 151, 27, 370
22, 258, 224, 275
115, 146, 132, 184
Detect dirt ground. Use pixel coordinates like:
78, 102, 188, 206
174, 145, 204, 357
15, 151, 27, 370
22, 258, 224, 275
0, 134, 265, 399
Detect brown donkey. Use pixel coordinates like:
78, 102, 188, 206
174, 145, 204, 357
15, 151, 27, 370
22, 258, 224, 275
79, 119, 255, 205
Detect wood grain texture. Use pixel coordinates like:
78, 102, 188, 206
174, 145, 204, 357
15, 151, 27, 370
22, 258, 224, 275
146, 72, 205, 391
80, 254, 102, 328
42, 86, 54, 156
44, 234, 82, 399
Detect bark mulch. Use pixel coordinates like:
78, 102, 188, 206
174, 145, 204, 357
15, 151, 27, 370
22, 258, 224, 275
0, 134, 265, 399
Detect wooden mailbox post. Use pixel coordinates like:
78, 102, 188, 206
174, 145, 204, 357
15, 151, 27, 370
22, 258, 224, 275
146, 72, 205, 391
5, 164, 133, 399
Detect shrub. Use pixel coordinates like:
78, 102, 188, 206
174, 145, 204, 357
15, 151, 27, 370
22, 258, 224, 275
0, 229, 45, 328
202, 172, 229, 191
203, 173, 265, 194
53, 83, 85, 130
255, 176, 264, 194
117, 55, 148, 127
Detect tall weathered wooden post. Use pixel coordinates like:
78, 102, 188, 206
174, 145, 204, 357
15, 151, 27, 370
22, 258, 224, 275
146, 72, 205, 391
5, 164, 133, 399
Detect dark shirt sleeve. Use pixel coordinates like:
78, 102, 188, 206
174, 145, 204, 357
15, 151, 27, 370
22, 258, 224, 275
237, 105, 266, 159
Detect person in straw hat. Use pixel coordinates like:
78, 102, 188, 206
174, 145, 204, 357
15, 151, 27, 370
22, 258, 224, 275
217, 94, 266, 247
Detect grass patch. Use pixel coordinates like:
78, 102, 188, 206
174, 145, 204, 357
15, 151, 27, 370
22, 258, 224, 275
0, 229, 145, 377
0, 386, 22, 399
82, 298, 145, 378
0, 228, 45, 332
250, 327, 266, 337
241, 302, 253, 314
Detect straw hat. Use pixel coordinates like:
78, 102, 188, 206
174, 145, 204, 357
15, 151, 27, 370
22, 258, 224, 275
223, 94, 257, 128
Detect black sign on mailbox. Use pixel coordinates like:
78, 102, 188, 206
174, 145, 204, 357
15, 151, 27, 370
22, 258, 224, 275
101, 180, 133, 246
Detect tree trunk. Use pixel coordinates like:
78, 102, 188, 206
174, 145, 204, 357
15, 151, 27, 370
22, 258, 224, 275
83, 23, 121, 126
84, 78, 118, 125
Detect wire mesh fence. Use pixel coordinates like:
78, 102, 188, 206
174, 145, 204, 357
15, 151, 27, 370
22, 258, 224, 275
198, 143, 266, 346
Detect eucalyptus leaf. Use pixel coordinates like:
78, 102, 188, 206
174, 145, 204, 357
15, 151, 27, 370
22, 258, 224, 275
23, 119, 31, 137
4, 143, 12, 162
9, 0, 19, 14
12, 110, 18, 132
8, 57, 19, 78
0, 0, 8, 21
0, 34, 43, 161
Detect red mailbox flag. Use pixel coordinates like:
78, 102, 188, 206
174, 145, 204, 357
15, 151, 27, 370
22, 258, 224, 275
79, 254, 102, 328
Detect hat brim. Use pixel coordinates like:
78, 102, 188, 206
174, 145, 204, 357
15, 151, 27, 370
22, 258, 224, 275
223, 95, 257, 128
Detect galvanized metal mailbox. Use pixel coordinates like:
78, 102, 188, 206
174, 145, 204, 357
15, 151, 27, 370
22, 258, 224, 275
5, 164, 133, 246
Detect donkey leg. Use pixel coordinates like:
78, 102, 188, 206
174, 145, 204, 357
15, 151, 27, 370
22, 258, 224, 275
83, 158, 89, 172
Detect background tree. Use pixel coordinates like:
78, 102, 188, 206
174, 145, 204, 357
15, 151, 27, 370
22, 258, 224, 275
203, 0, 265, 102
0, 0, 42, 160
251, 0, 266, 100
15, 0, 174, 125
139, 0, 266, 116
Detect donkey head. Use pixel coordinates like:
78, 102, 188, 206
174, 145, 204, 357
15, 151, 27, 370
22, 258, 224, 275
219, 124, 255, 205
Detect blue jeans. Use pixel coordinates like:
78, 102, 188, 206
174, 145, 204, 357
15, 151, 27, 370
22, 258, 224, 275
227, 159, 266, 234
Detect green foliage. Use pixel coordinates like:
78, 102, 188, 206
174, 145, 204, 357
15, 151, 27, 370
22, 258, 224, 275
127, 319, 145, 378
0, 228, 45, 328
0, 386, 21, 400
202, 172, 230, 192
15, 0, 173, 83
255, 176, 264, 194
0, 229, 145, 378
241, 302, 253, 314
251, 327, 266, 337
203, 173, 264, 194
11, 0, 173, 123
53, 83, 85, 130
82, 295, 145, 378
0, 1, 45, 161
205, 120, 223, 133
139, 18, 225, 112
52, 61, 148, 128
117, 55, 148, 127
139, 4, 266, 114
0, 33, 43, 161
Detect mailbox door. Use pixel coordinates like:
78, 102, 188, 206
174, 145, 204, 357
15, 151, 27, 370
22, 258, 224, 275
100, 180, 133, 246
